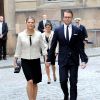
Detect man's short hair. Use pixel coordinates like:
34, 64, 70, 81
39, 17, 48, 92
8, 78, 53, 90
63, 9, 73, 17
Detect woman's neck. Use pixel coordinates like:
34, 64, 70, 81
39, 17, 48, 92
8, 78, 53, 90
45, 30, 51, 37
26, 29, 35, 35
46, 30, 51, 34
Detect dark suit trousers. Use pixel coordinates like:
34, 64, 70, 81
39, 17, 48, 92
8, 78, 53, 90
0, 39, 2, 58
0, 39, 7, 58
59, 63, 78, 100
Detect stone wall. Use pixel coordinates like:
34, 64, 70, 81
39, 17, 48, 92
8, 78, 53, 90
3, 0, 100, 55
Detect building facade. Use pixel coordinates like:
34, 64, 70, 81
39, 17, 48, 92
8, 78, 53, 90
0, 0, 100, 55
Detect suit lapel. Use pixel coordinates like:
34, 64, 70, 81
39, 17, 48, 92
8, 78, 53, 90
2, 22, 4, 32
61, 25, 66, 41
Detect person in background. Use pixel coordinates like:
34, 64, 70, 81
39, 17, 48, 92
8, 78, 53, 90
74, 18, 88, 44
13, 16, 47, 100
42, 22, 58, 84
74, 18, 88, 59
0, 16, 8, 60
38, 14, 51, 33
46, 9, 88, 100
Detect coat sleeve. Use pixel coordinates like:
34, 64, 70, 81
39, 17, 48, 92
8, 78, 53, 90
14, 34, 22, 58
78, 29, 88, 63
39, 34, 48, 56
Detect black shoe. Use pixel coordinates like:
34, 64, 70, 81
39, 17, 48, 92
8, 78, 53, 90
54, 77, 57, 82
47, 81, 51, 84
3, 57, 7, 60
47, 79, 51, 84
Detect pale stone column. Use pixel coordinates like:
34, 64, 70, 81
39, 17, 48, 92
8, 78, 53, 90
4, 0, 16, 55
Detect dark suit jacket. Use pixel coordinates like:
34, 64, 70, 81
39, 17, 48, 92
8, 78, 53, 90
47, 24, 88, 67
79, 25, 88, 39
2, 22, 8, 40
38, 20, 51, 33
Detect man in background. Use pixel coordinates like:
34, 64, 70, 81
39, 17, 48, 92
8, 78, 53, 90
38, 14, 51, 33
74, 18, 88, 43
0, 16, 8, 60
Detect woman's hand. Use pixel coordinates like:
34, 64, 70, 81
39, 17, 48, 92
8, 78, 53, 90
13, 57, 18, 68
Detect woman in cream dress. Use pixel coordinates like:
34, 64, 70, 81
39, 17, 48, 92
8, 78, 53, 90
14, 16, 47, 100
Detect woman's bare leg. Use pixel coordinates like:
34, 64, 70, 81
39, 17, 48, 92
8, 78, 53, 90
26, 80, 38, 100
52, 65, 57, 81
45, 63, 51, 84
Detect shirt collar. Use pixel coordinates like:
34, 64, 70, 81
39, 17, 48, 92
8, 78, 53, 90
64, 23, 72, 29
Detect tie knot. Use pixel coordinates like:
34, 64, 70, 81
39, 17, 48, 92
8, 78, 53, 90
29, 35, 32, 37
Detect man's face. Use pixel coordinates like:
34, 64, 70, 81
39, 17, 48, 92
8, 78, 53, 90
63, 12, 73, 25
43, 15, 47, 20
75, 20, 79, 23
0, 16, 3, 22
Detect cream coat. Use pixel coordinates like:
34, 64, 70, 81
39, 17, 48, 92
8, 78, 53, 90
14, 30, 47, 59
42, 31, 58, 54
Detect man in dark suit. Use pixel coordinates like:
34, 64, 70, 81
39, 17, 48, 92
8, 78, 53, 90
38, 14, 51, 33
46, 10, 88, 100
74, 18, 88, 43
74, 18, 88, 59
0, 16, 8, 60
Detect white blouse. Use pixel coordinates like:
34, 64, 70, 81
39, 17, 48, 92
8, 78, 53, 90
14, 30, 47, 59
42, 31, 58, 54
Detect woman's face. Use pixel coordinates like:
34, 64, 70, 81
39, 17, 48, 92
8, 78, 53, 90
45, 25, 52, 32
26, 18, 35, 30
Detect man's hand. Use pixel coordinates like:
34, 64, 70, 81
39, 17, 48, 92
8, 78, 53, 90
80, 62, 87, 69
0, 34, 3, 38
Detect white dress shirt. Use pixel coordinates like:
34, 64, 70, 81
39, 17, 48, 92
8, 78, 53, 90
14, 30, 47, 59
0, 22, 2, 35
64, 23, 72, 41
43, 19, 47, 27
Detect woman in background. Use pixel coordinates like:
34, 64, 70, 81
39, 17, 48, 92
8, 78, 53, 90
42, 22, 58, 84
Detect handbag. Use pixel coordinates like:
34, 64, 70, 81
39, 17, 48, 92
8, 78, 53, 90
14, 60, 21, 73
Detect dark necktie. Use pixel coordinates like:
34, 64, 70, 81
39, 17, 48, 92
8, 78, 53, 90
66, 26, 69, 42
29, 35, 32, 46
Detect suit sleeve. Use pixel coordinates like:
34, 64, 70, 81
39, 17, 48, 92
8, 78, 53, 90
2, 23, 8, 37
82, 25, 88, 39
47, 29, 58, 62
38, 21, 43, 33
78, 29, 88, 63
